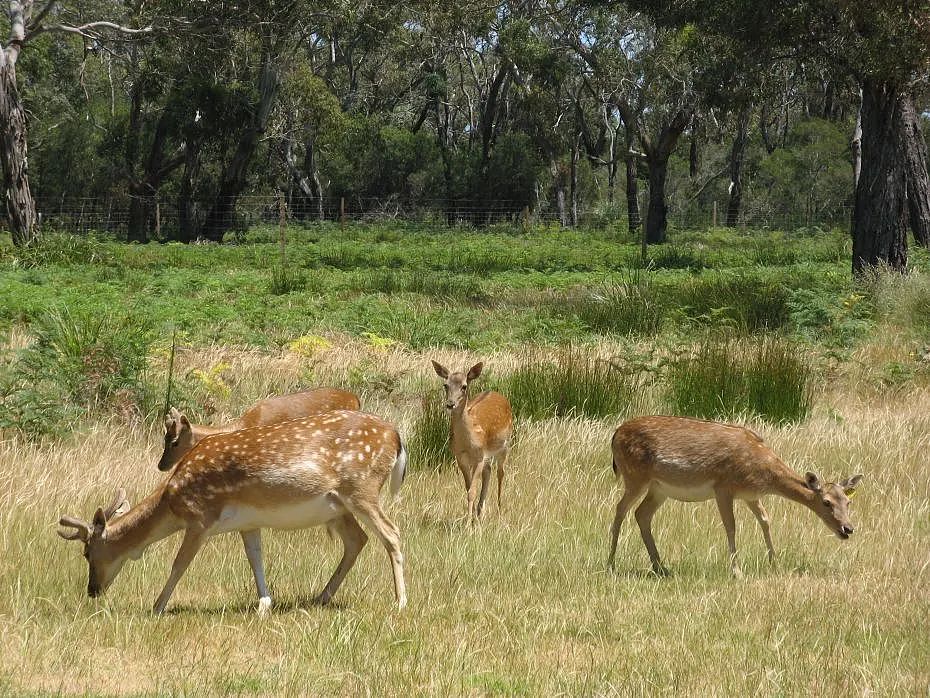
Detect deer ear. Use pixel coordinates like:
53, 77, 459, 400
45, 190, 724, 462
841, 474, 863, 497
178, 414, 191, 430
804, 472, 822, 492
169, 406, 181, 419
466, 362, 484, 381
431, 360, 449, 379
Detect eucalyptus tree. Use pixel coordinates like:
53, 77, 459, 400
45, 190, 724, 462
1, 0, 151, 245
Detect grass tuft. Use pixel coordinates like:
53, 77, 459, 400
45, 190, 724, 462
665, 336, 812, 423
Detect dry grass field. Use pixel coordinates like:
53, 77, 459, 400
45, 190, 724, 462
0, 341, 928, 696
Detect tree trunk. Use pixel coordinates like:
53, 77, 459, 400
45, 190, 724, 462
127, 182, 151, 242
201, 56, 279, 241
0, 63, 37, 246
624, 126, 640, 235
901, 93, 930, 247
178, 143, 200, 243
852, 79, 909, 274
645, 156, 669, 244
726, 106, 750, 227
570, 133, 580, 227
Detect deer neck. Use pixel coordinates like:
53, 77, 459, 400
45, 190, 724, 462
449, 399, 476, 444
771, 468, 819, 514
103, 488, 184, 562
190, 422, 236, 445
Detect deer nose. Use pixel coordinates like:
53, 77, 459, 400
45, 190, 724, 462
841, 525, 854, 536
445, 401, 454, 409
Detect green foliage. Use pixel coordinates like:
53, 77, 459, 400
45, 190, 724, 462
671, 272, 790, 332
571, 271, 663, 336
666, 336, 812, 423
0, 308, 153, 437
497, 352, 640, 420
407, 395, 453, 471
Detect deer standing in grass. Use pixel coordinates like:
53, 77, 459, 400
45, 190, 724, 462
158, 387, 360, 471
431, 361, 513, 520
607, 415, 863, 576
59, 410, 407, 614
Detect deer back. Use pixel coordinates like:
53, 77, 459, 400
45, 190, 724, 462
164, 410, 400, 523
611, 415, 783, 492
237, 388, 361, 429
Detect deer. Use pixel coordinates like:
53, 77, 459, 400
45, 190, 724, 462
431, 361, 513, 521
59, 410, 407, 615
607, 415, 863, 577
158, 387, 360, 471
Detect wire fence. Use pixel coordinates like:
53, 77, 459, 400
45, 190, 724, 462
30, 194, 851, 240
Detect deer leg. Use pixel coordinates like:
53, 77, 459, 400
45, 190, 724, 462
745, 500, 776, 565
153, 528, 206, 615
715, 490, 741, 577
314, 514, 368, 606
343, 501, 406, 609
496, 448, 508, 513
240, 529, 272, 615
634, 490, 669, 576
466, 458, 486, 521
608, 480, 648, 570
476, 460, 492, 518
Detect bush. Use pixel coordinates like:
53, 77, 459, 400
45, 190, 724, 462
0, 307, 153, 437
672, 272, 790, 332
407, 394, 453, 470
498, 351, 641, 420
571, 270, 664, 336
665, 336, 812, 423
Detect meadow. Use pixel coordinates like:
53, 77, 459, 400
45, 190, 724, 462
0, 223, 928, 695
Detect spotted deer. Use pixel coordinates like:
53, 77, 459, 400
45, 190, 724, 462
431, 361, 513, 520
158, 387, 360, 471
607, 415, 863, 576
59, 410, 407, 614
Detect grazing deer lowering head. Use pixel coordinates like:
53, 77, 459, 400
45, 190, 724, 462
607, 415, 863, 577
431, 360, 513, 521
60, 410, 407, 614
158, 387, 360, 471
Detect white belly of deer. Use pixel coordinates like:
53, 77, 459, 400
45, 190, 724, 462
213, 494, 345, 533
652, 480, 716, 502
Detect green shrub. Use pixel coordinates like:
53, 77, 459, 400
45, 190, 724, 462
665, 336, 812, 423
498, 351, 641, 420
0, 307, 153, 437
407, 394, 453, 470
571, 270, 664, 336
672, 273, 790, 332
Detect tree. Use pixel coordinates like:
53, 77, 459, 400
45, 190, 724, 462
627, 0, 930, 272
1, 2, 150, 245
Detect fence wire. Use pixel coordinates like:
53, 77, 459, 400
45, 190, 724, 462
31, 195, 851, 239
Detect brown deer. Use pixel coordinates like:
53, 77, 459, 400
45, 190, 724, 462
59, 410, 407, 614
607, 415, 863, 576
431, 361, 513, 520
158, 387, 360, 471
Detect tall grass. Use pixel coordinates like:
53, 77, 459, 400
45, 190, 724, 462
407, 394, 453, 470
666, 336, 812, 423
499, 351, 643, 420
571, 270, 663, 336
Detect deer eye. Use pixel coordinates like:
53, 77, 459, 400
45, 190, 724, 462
461, 385, 466, 392
823, 499, 832, 508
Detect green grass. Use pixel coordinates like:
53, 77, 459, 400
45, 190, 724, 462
665, 336, 813, 423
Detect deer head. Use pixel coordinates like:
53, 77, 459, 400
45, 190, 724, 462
431, 360, 483, 411
804, 472, 863, 539
159, 407, 194, 472
57, 488, 131, 597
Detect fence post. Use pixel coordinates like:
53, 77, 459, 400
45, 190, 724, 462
712, 200, 717, 228
522, 206, 530, 233
278, 191, 287, 267
155, 201, 161, 239
340, 197, 346, 230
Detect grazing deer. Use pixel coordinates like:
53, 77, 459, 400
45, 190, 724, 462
59, 410, 407, 614
158, 387, 360, 471
431, 361, 513, 520
607, 415, 863, 576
